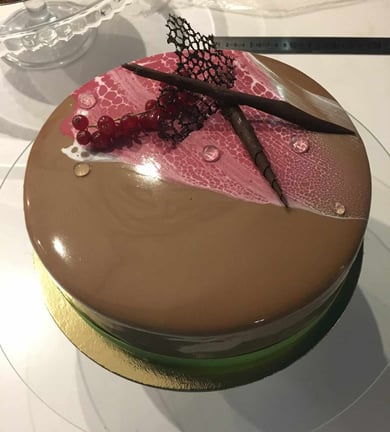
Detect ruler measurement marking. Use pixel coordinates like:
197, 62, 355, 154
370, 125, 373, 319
214, 37, 390, 54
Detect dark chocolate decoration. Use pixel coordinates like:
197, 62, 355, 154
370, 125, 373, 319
155, 14, 236, 145
121, 62, 355, 135
222, 104, 288, 207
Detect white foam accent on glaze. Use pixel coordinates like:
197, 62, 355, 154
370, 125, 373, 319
62, 140, 115, 163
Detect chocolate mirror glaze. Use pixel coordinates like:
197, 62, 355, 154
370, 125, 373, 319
24, 55, 370, 355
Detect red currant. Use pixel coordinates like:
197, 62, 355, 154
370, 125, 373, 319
120, 114, 140, 135
139, 109, 168, 131
72, 114, 89, 131
76, 130, 92, 145
91, 131, 111, 150
177, 91, 196, 106
144, 99, 157, 111
165, 104, 180, 116
113, 124, 124, 139
139, 112, 155, 131
112, 134, 133, 149
97, 115, 116, 137
158, 90, 175, 107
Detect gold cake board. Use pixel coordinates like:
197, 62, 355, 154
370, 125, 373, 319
37, 247, 363, 391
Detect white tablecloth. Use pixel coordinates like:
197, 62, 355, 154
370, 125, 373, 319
1, 1, 389, 431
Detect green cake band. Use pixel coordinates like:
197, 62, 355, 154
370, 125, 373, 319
38, 245, 363, 391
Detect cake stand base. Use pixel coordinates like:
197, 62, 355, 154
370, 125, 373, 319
2, 2, 97, 69
38, 246, 363, 391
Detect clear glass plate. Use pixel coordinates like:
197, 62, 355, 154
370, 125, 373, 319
0, 116, 389, 431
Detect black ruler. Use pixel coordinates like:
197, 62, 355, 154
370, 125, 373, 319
214, 37, 390, 55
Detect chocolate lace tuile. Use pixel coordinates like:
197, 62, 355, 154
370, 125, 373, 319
154, 14, 236, 145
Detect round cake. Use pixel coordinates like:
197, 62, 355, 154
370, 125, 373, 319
24, 49, 371, 362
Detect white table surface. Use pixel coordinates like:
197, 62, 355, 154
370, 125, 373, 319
1, 1, 389, 431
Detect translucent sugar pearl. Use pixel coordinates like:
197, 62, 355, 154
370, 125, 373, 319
290, 135, 310, 154
202, 145, 221, 162
73, 163, 91, 177
334, 202, 346, 216
78, 92, 97, 109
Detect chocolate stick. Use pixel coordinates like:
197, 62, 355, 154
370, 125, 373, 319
122, 62, 354, 135
222, 105, 288, 207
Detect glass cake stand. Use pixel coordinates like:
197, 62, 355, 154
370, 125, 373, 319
0, 116, 389, 431
0, 0, 132, 69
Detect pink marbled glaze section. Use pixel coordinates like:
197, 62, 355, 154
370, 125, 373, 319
61, 51, 368, 218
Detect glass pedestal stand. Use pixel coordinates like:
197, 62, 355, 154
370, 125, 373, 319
0, 116, 389, 431
0, 0, 132, 69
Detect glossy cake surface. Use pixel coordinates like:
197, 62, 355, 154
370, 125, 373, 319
24, 52, 370, 358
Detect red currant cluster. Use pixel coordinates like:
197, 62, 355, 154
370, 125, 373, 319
72, 88, 198, 152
